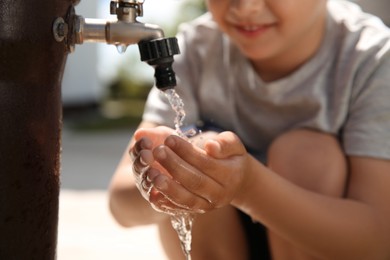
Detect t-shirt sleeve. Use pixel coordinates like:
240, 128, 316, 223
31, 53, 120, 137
343, 48, 390, 159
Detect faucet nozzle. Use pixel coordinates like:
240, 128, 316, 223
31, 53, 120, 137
138, 37, 180, 90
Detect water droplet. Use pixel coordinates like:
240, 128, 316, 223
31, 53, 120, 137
115, 44, 128, 54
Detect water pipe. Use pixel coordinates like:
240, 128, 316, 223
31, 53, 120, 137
0, 0, 73, 258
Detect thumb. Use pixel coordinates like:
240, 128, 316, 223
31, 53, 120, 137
204, 131, 246, 159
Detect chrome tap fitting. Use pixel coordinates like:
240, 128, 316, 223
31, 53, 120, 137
110, 0, 144, 22
73, 0, 164, 48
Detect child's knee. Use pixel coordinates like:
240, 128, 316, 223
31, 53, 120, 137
267, 128, 347, 197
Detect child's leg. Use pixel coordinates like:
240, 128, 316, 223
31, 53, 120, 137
157, 205, 249, 260
266, 129, 348, 259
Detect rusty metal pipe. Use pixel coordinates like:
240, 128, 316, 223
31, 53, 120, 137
0, 0, 73, 258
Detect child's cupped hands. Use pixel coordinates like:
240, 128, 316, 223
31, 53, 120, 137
131, 126, 251, 214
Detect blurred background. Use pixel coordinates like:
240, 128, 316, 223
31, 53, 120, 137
58, 0, 388, 259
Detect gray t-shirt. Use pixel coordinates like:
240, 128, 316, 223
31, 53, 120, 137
143, 0, 390, 160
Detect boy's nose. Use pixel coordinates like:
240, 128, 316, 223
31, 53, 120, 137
230, 0, 265, 14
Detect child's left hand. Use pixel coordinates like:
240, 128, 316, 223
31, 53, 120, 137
148, 131, 251, 213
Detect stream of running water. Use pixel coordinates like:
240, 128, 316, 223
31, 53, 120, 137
163, 88, 195, 260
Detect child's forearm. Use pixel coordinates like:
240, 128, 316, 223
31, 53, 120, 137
233, 157, 386, 259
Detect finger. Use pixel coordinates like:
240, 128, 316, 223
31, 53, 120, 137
163, 135, 221, 180
150, 195, 190, 215
148, 188, 177, 213
136, 177, 153, 201
151, 173, 212, 213
165, 135, 216, 170
204, 131, 246, 159
130, 137, 153, 161
147, 176, 194, 213
153, 144, 223, 206
134, 126, 175, 143
162, 134, 243, 202
132, 149, 153, 180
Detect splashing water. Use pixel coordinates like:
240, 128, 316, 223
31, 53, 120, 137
164, 89, 186, 137
163, 88, 195, 260
170, 212, 194, 260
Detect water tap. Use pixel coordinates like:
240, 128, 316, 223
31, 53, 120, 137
53, 0, 180, 90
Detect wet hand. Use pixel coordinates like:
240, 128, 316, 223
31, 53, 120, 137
130, 126, 193, 213
148, 131, 250, 213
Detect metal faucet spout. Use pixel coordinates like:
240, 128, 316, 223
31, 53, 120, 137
109, 22, 164, 45
74, 17, 164, 46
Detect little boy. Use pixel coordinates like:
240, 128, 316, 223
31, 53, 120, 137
109, 0, 390, 259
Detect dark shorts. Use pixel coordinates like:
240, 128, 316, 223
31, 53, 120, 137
238, 210, 271, 260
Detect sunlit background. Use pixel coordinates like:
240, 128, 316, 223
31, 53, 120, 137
58, 1, 389, 259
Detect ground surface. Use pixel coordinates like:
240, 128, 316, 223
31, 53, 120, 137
58, 125, 168, 260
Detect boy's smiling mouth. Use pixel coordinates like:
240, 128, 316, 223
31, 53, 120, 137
242, 25, 264, 32
234, 23, 275, 37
